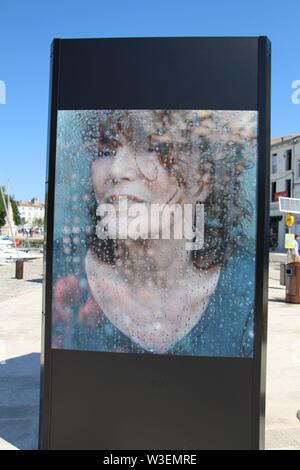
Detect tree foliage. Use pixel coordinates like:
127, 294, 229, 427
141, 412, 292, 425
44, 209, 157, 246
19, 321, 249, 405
0, 186, 21, 227
0, 202, 5, 228
10, 198, 21, 225
33, 217, 44, 228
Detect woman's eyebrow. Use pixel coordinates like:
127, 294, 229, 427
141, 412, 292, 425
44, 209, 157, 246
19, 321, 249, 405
147, 128, 172, 138
99, 134, 122, 145
148, 139, 190, 149
109, 135, 122, 143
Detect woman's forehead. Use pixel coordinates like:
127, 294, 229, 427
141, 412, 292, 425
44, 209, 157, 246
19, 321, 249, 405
99, 110, 194, 139
78, 109, 257, 146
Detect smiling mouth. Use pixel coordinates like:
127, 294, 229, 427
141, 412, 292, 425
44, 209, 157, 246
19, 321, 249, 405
106, 194, 146, 204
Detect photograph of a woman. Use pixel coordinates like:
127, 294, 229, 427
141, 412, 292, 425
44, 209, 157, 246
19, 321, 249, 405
52, 109, 257, 357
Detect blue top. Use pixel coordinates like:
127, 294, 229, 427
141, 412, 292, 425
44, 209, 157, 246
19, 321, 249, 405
53, 245, 255, 358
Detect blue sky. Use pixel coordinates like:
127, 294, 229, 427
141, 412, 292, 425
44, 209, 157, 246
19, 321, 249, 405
0, 0, 300, 202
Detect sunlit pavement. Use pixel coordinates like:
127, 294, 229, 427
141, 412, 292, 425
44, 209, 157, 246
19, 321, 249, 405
0, 260, 42, 450
266, 253, 300, 450
0, 255, 300, 449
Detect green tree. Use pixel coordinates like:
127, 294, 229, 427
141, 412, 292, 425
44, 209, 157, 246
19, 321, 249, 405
0, 186, 21, 227
11, 198, 21, 225
0, 186, 7, 227
33, 217, 44, 228
0, 202, 5, 228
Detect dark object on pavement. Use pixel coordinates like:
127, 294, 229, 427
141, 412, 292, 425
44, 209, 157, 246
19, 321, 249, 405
15, 259, 24, 280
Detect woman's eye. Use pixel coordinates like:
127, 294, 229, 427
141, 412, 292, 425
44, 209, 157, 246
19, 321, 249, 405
98, 149, 114, 158
155, 143, 168, 155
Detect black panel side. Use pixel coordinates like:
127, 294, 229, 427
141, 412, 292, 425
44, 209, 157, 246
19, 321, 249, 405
39, 39, 60, 450
251, 36, 271, 450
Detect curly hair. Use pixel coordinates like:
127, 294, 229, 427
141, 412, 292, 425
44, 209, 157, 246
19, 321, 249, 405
76, 110, 257, 269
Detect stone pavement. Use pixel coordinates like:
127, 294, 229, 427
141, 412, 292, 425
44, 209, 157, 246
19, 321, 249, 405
0, 255, 300, 449
0, 259, 42, 450
0, 256, 43, 303
266, 253, 300, 450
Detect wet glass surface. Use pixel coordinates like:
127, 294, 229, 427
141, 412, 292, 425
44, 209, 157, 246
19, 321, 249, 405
52, 110, 257, 357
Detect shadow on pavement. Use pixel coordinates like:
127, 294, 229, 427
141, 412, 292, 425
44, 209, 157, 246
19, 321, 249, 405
0, 352, 40, 450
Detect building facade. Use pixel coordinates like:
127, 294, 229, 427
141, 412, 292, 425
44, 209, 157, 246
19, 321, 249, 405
17, 198, 45, 227
270, 134, 300, 251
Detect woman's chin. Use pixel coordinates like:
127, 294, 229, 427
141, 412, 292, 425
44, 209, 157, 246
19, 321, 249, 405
115, 322, 192, 354
129, 334, 175, 354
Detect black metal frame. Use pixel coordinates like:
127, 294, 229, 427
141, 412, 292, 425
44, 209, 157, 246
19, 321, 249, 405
39, 37, 271, 450
39, 38, 60, 450
251, 36, 271, 449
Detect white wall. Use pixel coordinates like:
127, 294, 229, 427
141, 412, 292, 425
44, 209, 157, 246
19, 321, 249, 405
270, 138, 300, 250
17, 205, 44, 225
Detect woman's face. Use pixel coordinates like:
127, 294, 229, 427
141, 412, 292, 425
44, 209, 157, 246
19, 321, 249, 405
91, 143, 181, 207
90, 111, 211, 241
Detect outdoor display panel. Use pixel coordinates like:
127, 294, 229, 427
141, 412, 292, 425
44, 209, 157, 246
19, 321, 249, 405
40, 37, 270, 450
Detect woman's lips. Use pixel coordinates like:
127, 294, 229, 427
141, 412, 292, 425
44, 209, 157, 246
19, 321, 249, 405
106, 194, 146, 204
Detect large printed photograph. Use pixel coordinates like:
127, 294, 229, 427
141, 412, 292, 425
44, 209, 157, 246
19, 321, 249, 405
52, 110, 258, 357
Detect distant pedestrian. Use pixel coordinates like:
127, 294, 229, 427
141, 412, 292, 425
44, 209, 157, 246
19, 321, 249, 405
294, 235, 300, 254
291, 235, 300, 262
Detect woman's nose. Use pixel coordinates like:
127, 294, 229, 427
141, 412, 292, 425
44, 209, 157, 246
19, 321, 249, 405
109, 146, 137, 182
